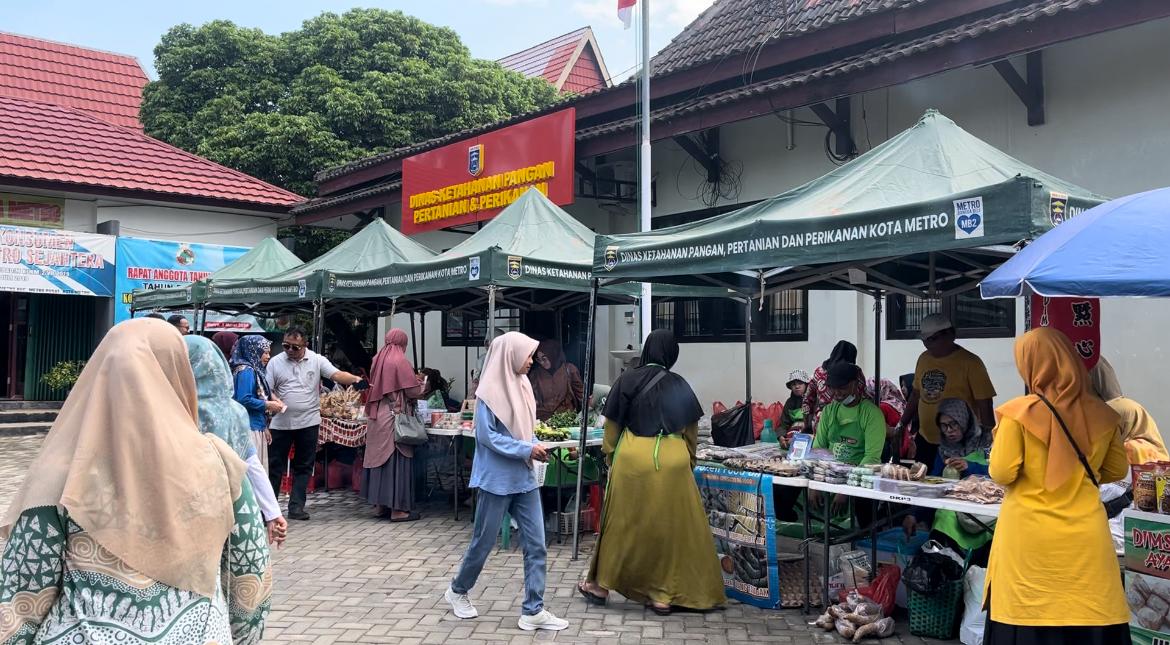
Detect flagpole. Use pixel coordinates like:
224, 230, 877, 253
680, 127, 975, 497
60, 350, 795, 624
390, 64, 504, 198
638, 0, 652, 343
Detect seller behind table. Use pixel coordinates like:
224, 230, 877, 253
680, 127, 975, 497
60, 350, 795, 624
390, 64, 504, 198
266, 326, 366, 522
898, 314, 996, 469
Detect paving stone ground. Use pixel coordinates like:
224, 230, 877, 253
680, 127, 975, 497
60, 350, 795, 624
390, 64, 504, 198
0, 435, 956, 644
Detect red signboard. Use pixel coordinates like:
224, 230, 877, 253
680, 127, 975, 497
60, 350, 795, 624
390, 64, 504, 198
401, 108, 576, 235
1029, 295, 1101, 370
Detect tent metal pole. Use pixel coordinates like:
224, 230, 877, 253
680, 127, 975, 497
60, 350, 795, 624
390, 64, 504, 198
409, 311, 418, 366
572, 279, 599, 560
487, 286, 497, 342
873, 291, 883, 405
744, 297, 753, 403
314, 299, 326, 351
389, 298, 397, 320
421, 311, 426, 368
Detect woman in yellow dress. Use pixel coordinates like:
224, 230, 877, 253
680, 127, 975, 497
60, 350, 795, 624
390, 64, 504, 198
985, 327, 1130, 644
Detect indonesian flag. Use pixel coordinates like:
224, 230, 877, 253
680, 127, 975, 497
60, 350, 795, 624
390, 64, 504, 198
618, 0, 636, 29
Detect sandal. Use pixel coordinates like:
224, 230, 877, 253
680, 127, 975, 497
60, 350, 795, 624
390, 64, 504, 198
577, 581, 607, 606
647, 603, 672, 616
389, 512, 421, 523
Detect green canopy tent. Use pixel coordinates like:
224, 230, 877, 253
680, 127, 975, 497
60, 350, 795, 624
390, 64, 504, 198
130, 237, 303, 313
567, 110, 1105, 560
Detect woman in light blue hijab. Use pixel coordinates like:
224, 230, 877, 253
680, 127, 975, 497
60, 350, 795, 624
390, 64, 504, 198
186, 335, 287, 547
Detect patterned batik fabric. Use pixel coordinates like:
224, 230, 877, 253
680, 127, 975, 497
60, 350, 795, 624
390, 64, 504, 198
0, 480, 270, 645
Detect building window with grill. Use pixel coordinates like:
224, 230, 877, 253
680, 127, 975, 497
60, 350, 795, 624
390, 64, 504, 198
886, 292, 1016, 340
653, 290, 808, 343
441, 308, 520, 346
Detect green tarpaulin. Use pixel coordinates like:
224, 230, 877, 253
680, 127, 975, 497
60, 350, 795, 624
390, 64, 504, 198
326, 189, 724, 310
208, 218, 437, 310
592, 110, 1105, 295
131, 237, 303, 311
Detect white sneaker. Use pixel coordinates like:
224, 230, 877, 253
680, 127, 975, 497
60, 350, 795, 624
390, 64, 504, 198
445, 588, 478, 619
518, 609, 569, 632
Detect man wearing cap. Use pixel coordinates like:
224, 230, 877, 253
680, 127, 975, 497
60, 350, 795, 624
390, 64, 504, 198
898, 314, 996, 470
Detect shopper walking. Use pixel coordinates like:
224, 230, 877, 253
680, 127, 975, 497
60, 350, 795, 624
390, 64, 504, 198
187, 334, 287, 548
266, 326, 365, 521
985, 328, 1130, 644
444, 331, 569, 632
363, 329, 427, 521
578, 329, 726, 614
232, 335, 283, 473
899, 314, 996, 471
0, 319, 271, 644
212, 330, 239, 359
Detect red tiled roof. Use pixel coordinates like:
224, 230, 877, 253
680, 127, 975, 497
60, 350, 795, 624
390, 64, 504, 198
498, 27, 611, 93
0, 32, 147, 130
0, 95, 302, 210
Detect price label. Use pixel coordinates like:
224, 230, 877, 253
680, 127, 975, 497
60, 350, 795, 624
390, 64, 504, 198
888, 495, 912, 503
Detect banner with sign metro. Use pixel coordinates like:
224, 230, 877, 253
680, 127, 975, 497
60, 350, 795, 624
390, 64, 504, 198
401, 108, 575, 235
0, 224, 115, 297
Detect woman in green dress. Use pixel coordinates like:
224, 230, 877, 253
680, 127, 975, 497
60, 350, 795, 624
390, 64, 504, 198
0, 318, 271, 645
578, 329, 726, 614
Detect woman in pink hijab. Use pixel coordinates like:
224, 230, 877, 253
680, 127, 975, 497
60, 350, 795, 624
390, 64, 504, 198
361, 329, 428, 521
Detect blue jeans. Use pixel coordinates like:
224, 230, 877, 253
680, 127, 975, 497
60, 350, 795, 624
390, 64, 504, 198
451, 488, 546, 616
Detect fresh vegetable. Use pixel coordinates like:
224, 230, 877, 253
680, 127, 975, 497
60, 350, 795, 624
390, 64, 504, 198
534, 421, 570, 442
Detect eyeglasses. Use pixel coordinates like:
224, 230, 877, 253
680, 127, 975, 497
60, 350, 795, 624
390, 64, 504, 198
282, 342, 306, 351
940, 419, 963, 432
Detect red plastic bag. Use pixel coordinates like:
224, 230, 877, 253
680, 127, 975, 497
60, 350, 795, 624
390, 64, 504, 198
766, 401, 783, 432
713, 401, 728, 417
751, 401, 767, 440
838, 564, 901, 617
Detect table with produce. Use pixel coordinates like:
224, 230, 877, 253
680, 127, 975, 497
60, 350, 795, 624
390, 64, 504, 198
318, 387, 368, 447
693, 441, 1003, 639
535, 411, 605, 543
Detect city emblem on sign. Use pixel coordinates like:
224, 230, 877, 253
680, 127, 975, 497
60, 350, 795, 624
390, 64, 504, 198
297, 279, 307, 299
176, 243, 196, 266
469, 256, 481, 281
1050, 192, 1068, 225
328, 273, 337, 293
507, 255, 523, 280
468, 144, 484, 177
604, 246, 619, 271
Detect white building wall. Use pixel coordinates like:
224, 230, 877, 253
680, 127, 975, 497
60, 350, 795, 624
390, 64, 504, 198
644, 17, 1170, 428
99, 204, 279, 247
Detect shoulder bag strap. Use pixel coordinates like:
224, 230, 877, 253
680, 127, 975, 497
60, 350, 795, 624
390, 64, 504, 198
631, 369, 669, 408
1036, 394, 1099, 488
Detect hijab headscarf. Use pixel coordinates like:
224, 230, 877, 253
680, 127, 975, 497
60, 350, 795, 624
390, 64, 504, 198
211, 331, 239, 359
530, 339, 581, 420
937, 397, 990, 460
366, 329, 417, 420
1089, 357, 1169, 465
476, 331, 540, 442
186, 335, 256, 460
1, 319, 246, 598
868, 377, 907, 416
822, 340, 858, 370
998, 327, 1120, 491
604, 329, 704, 437
231, 335, 271, 397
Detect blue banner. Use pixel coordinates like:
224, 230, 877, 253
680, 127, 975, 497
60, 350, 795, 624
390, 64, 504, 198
0, 225, 115, 297
695, 466, 781, 608
114, 237, 248, 323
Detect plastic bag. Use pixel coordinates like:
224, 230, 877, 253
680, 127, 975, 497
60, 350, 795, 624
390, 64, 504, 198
903, 541, 966, 595
960, 565, 987, 645
712, 402, 754, 447
836, 550, 872, 590
766, 401, 783, 432
713, 401, 728, 417
751, 402, 767, 439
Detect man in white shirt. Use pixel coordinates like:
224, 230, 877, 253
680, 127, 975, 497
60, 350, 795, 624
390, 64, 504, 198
266, 326, 365, 521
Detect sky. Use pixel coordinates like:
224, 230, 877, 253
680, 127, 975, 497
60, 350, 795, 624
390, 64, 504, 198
2, 0, 712, 82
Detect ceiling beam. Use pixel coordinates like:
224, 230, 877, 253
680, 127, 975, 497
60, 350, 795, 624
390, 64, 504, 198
992, 51, 1045, 126
809, 97, 856, 158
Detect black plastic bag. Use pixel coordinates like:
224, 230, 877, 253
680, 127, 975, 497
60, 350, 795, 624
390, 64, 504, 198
903, 547, 965, 595
712, 402, 753, 447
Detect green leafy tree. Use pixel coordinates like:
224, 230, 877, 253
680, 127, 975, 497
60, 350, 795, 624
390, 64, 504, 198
143, 9, 559, 197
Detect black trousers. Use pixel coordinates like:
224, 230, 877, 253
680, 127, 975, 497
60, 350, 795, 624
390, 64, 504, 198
914, 433, 940, 472
269, 425, 319, 512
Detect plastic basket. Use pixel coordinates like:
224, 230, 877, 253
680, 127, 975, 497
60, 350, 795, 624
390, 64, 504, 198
907, 578, 964, 640
554, 509, 596, 535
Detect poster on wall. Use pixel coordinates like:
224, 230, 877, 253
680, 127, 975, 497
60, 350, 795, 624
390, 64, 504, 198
114, 237, 247, 324
0, 224, 115, 296
695, 466, 781, 608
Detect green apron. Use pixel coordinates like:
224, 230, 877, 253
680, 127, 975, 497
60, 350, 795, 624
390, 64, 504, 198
931, 450, 994, 550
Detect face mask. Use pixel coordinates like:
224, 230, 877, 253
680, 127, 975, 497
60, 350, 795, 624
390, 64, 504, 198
840, 395, 857, 406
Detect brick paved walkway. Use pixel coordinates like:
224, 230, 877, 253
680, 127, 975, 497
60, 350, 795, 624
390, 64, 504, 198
0, 435, 955, 644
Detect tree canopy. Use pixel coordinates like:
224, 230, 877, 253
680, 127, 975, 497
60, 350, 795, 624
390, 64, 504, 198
142, 9, 560, 196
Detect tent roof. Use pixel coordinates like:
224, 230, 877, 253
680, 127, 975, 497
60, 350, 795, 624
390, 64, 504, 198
206, 218, 436, 310
593, 110, 1105, 296
132, 237, 304, 311
326, 189, 725, 311
981, 186, 1170, 299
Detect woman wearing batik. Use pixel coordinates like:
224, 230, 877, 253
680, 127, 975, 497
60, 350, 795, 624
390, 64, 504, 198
0, 318, 271, 645
187, 334, 287, 548
578, 329, 725, 615
232, 334, 284, 471
363, 329, 428, 521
